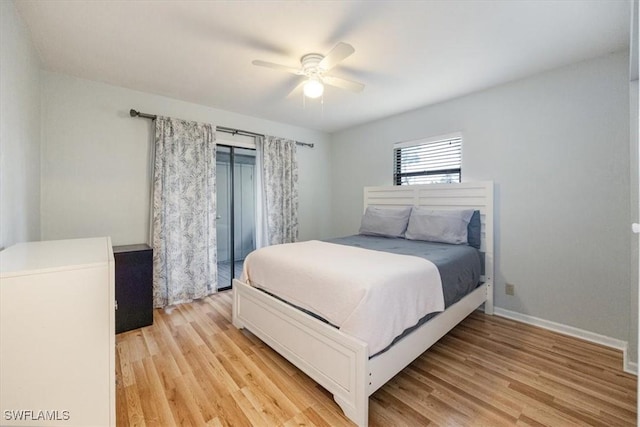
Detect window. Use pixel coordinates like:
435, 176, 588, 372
393, 133, 462, 185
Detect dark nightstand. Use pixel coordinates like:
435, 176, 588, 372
113, 244, 153, 334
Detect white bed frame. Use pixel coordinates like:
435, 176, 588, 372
232, 181, 494, 426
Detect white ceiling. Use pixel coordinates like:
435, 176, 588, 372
15, 0, 631, 133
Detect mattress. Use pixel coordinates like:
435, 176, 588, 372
241, 235, 481, 356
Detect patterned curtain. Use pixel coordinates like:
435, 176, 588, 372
152, 117, 217, 308
256, 135, 299, 246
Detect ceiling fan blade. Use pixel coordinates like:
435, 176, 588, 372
252, 60, 303, 75
322, 75, 365, 93
318, 42, 355, 71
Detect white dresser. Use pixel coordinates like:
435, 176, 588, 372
0, 237, 115, 426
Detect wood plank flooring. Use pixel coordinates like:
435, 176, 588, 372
116, 291, 637, 426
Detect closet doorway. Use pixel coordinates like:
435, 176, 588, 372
216, 145, 256, 290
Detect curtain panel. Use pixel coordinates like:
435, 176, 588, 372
256, 135, 299, 246
152, 117, 217, 308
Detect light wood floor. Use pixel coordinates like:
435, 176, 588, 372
116, 291, 637, 426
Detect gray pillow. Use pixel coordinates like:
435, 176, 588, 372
467, 210, 481, 249
405, 208, 475, 244
359, 206, 412, 238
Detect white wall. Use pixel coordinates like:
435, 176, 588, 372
41, 72, 332, 246
631, 78, 638, 366
330, 51, 633, 352
0, 0, 41, 249
630, 0, 639, 374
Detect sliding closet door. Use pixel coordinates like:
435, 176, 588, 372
216, 146, 256, 290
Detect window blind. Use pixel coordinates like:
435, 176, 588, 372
393, 134, 462, 185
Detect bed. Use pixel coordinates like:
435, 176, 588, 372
232, 182, 494, 426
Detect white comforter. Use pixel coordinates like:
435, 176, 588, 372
241, 240, 445, 355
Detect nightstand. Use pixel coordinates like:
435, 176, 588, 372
113, 244, 153, 333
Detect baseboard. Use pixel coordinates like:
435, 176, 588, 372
493, 307, 637, 376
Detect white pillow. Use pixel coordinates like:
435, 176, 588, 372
359, 206, 412, 238
405, 208, 475, 244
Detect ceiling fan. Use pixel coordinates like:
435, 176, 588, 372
252, 42, 365, 99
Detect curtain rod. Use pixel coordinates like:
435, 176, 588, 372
130, 109, 314, 148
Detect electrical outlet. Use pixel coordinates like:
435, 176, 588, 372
505, 283, 515, 296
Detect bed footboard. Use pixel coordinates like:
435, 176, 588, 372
232, 279, 369, 427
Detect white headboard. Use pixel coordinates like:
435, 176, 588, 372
363, 181, 494, 309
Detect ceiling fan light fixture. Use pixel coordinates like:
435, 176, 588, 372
252, 42, 363, 100
303, 78, 324, 99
